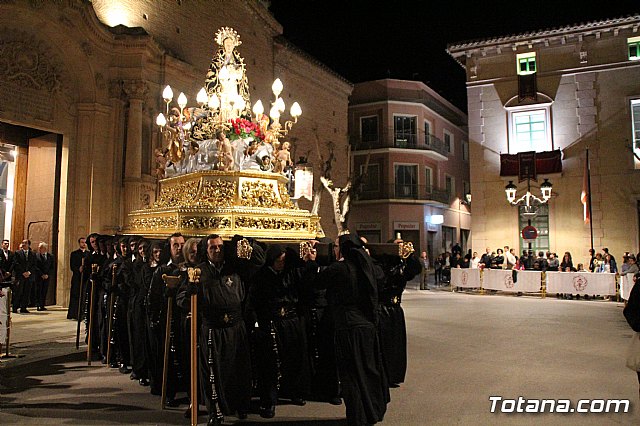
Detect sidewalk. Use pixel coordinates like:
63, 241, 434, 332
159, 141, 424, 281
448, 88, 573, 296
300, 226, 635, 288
0, 306, 78, 369
406, 269, 451, 291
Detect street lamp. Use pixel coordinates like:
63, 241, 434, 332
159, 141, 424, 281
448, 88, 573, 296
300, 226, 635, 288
505, 177, 553, 251
504, 178, 552, 210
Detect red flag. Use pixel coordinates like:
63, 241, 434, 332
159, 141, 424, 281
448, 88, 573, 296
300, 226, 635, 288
581, 156, 590, 223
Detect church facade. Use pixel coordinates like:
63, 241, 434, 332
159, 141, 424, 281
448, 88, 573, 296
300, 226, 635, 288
0, 0, 352, 306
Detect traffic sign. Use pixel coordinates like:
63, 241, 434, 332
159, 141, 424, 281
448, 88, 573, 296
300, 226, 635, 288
521, 225, 538, 240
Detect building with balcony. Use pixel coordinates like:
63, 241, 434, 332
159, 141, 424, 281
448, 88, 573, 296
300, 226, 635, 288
447, 14, 640, 261
348, 79, 470, 259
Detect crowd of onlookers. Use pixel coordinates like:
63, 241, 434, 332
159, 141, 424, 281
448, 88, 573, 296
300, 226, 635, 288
419, 243, 640, 291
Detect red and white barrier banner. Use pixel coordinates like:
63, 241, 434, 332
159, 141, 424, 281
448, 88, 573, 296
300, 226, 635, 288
545, 271, 616, 296
620, 273, 636, 301
483, 269, 542, 293
451, 268, 481, 288
0, 287, 8, 344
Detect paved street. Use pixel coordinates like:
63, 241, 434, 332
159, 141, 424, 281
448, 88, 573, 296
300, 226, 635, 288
1, 285, 638, 425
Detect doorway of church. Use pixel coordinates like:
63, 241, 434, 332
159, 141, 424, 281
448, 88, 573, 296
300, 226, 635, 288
0, 122, 62, 306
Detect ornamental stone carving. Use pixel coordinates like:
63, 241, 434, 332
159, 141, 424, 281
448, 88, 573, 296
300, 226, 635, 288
123, 80, 149, 100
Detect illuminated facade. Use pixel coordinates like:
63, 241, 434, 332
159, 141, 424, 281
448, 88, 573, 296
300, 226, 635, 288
447, 15, 640, 261
0, 0, 352, 306
348, 79, 470, 258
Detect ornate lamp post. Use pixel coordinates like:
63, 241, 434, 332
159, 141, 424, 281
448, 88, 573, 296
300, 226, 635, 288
505, 178, 552, 250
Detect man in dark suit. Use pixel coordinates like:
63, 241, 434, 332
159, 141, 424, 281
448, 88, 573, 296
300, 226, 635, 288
68, 237, 89, 320
36, 242, 55, 311
12, 240, 38, 314
0, 239, 13, 281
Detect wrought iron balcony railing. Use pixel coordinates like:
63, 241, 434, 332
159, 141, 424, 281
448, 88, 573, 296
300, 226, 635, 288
356, 184, 451, 204
352, 128, 450, 157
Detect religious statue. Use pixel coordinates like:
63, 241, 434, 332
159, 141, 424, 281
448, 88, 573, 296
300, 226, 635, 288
215, 130, 234, 171
154, 148, 167, 179
273, 141, 292, 174
154, 27, 301, 183
204, 27, 251, 119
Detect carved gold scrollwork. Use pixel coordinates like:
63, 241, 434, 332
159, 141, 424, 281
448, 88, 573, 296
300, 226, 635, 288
128, 216, 178, 230
195, 179, 236, 207
240, 181, 279, 208
234, 216, 308, 231
153, 180, 199, 208
181, 216, 231, 230
399, 241, 415, 259
277, 183, 296, 209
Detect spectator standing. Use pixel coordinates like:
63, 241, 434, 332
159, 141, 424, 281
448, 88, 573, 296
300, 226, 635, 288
602, 248, 618, 273
12, 240, 37, 314
470, 252, 480, 269
35, 242, 55, 311
628, 256, 639, 275
504, 246, 516, 269
68, 237, 89, 320
434, 255, 442, 286
0, 239, 13, 281
419, 251, 429, 290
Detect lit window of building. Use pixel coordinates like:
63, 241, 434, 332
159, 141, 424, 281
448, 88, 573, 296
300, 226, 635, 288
517, 52, 537, 75
394, 115, 417, 147
508, 107, 552, 153
628, 36, 640, 60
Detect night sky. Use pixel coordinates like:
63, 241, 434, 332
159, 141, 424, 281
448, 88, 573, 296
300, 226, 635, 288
269, 1, 639, 111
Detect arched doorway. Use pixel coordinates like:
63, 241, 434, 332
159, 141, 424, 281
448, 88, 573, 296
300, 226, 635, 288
0, 122, 62, 305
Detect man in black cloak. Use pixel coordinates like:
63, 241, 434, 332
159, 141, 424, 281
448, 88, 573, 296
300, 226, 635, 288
246, 243, 314, 419
178, 234, 264, 425
315, 232, 389, 426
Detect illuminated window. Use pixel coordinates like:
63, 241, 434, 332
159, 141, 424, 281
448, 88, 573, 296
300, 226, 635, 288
508, 107, 552, 154
631, 99, 640, 169
517, 52, 537, 75
394, 116, 417, 147
628, 36, 640, 60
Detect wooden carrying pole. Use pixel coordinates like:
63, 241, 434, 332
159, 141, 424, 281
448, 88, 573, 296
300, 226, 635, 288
75, 257, 85, 350
2, 287, 14, 358
188, 268, 201, 426
161, 274, 180, 410
106, 264, 117, 367
86, 264, 98, 365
